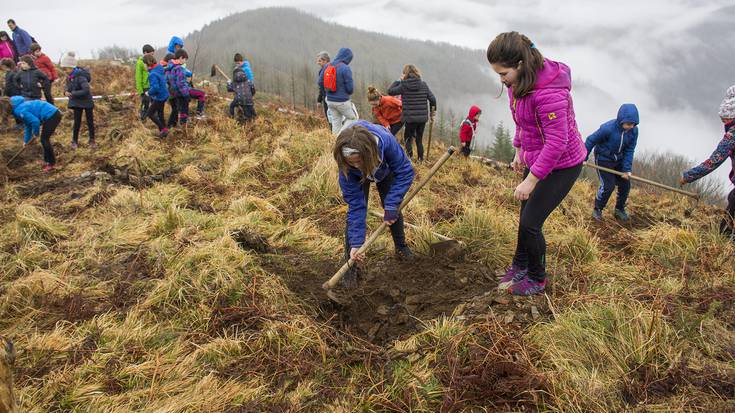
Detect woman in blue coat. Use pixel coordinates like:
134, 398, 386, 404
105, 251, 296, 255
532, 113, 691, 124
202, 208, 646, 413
8, 95, 61, 171
585, 103, 639, 221
333, 121, 415, 286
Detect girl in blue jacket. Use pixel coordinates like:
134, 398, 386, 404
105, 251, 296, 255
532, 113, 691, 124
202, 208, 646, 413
333, 121, 415, 286
585, 104, 639, 221
7, 95, 61, 171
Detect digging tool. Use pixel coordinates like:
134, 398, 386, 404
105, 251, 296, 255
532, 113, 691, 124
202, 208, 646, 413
367, 210, 463, 253
426, 116, 434, 162
6, 137, 34, 166
583, 162, 699, 199
323, 146, 457, 291
210, 64, 231, 82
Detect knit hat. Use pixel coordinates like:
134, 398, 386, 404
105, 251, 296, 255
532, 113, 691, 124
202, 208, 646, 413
719, 85, 735, 119
60, 51, 77, 68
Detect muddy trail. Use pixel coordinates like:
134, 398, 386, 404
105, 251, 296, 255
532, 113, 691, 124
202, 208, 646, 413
259, 244, 551, 345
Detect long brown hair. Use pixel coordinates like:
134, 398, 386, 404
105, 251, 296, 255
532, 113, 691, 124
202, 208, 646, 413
367, 86, 382, 103
402, 64, 421, 80
333, 125, 381, 181
486, 32, 544, 99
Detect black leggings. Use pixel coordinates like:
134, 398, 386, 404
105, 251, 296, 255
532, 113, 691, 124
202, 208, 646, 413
43, 82, 54, 106
167, 98, 178, 128
41, 111, 61, 165
512, 164, 583, 281
404, 122, 426, 160
343, 172, 407, 258
721, 189, 735, 238
72, 107, 95, 143
146, 100, 166, 131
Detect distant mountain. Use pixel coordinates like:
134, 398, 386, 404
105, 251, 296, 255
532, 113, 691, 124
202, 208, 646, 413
179, 7, 497, 142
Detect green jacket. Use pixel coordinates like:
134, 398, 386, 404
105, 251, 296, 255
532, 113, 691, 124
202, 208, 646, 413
135, 56, 150, 94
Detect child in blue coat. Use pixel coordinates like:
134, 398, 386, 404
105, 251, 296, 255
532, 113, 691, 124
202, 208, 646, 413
585, 104, 639, 221
143, 54, 169, 138
333, 121, 415, 287
8, 95, 61, 171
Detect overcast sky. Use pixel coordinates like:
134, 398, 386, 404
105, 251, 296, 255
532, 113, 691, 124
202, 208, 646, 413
5, 0, 734, 186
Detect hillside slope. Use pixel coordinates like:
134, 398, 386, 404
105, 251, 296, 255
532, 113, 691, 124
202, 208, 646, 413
0, 63, 733, 412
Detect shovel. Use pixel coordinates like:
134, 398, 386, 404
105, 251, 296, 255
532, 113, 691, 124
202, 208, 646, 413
6, 137, 35, 166
210, 64, 231, 82
323, 146, 456, 291
367, 210, 463, 257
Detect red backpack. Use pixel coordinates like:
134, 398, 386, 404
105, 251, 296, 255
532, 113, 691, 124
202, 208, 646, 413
322, 63, 343, 93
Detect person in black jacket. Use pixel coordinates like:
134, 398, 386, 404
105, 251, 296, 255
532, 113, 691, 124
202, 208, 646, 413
17, 55, 48, 101
388, 64, 436, 161
61, 52, 95, 149
1, 58, 20, 97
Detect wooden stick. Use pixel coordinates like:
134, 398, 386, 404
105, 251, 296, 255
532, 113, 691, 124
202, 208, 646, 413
212, 64, 231, 82
323, 147, 456, 290
583, 162, 699, 199
368, 210, 459, 243
426, 118, 434, 162
6, 137, 34, 166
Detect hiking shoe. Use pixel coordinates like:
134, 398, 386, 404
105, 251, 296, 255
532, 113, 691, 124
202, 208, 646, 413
159, 128, 169, 139
42, 163, 55, 173
614, 208, 630, 222
70, 141, 79, 150
498, 265, 528, 290
396, 246, 414, 260
592, 208, 603, 221
89, 141, 98, 150
509, 276, 547, 296
196, 113, 206, 120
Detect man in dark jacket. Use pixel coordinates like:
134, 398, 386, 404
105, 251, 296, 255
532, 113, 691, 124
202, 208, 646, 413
388, 65, 436, 161
7, 20, 33, 56
17, 55, 48, 100
319, 47, 357, 135
585, 103, 639, 221
315, 51, 331, 130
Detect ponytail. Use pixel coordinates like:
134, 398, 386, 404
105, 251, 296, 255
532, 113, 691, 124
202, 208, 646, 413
486, 32, 544, 99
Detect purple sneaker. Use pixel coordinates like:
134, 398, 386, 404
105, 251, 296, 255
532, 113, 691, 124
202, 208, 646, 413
498, 265, 527, 290
509, 276, 547, 296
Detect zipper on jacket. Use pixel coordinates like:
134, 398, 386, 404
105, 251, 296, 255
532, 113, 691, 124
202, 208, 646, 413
615, 131, 625, 161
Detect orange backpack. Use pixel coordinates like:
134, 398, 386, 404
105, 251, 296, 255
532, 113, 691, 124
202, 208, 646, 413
322, 63, 343, 93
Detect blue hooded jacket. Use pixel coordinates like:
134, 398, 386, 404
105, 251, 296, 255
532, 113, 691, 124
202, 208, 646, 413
11, 96, 59, 144
340, 121, 414, 248
585, 104, 639, 172
11, 26, 33, 55
167, 36, 184, 54
147, 64, 170, 102
319, 48, 353, 103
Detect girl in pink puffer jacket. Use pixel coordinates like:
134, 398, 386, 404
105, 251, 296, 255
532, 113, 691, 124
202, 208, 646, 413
487, 31, 587, 296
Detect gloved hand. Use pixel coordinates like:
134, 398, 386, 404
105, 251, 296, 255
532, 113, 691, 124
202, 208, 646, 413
384, 210, 399, 225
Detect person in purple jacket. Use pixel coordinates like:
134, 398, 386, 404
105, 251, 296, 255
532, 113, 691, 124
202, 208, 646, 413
487, 32, 587, 296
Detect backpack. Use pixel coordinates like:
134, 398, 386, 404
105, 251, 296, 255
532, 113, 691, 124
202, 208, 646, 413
322, 62, 343, 93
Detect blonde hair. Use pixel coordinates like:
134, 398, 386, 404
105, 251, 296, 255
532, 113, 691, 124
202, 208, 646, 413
333, 125, 381, 181
367, 85, 382, 102
402, 64, 421, 80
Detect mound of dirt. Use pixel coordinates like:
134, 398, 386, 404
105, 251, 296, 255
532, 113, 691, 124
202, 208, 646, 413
262, 252, 551, 344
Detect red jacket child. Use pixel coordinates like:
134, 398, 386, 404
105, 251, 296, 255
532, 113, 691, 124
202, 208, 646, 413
32, 51, 58, 82
459, 105, 481, 155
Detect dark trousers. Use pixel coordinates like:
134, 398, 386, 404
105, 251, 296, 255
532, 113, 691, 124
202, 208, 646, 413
146, 100, 167, 131
594, 159, 631, 210
389, 122, 404, 136
72, 107, 95, 143
343, 172, 407, 258
404, 121, 426, 160
461, 144, 472, 157
41, 111, 61, 165
322, 101, 331, 130
513, 164, 583, 281
167, 98, 178, 128
140, 91, 150, 120
721, 189, 735, 238
42, 83, 54, 106
230, 100, 257, 122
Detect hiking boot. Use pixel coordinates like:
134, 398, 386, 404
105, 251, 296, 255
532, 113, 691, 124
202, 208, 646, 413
509, 276, 547, 296
396, 246, 414, 260
159, 128, 169, 139
592, 208, 603, 221
42, 163, 56, 173
614, 208, 630, 222
70, 141, 79, 150
89, 141, 98, 150
498, 265, 528, 290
